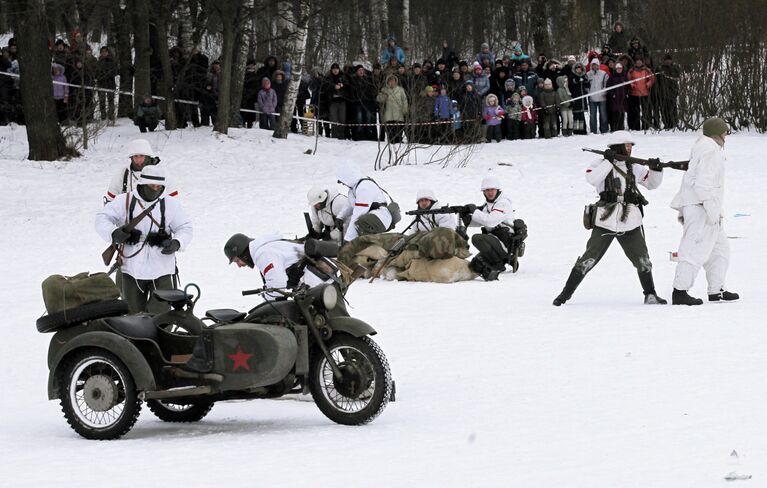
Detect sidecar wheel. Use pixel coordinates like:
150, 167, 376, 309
146, 399, 214, 422
309, 334, 392, 425
58, 349, 142, 440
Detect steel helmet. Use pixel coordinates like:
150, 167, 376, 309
608, 130, 636, 147
307, 187, 328, 206
224, 233, 254, 264
136, 165, 166, 186
480, 175, 502, 191
127, 138, 154, 157
415, 188, 437, 203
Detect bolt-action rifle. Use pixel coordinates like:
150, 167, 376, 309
101, 199, 161, 267
582, 148, 689, 171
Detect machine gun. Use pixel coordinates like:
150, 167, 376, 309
582, 148, 689, 171
405, 205, 471, 216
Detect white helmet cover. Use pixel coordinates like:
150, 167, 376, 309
127, 138, 154, 157
480, 175, 502, 191
137, 165, 166, 185
307, 187, 328, 206
415, 188, 437, 203
608, 130, 635, 147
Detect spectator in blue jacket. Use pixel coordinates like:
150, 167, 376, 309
476, 42, 495, 68
513, 59, 539, 96
380, 35, 405, 65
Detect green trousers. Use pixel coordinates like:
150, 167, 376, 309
355, 213, 387, 236
121, 273, 174, 314
559, 226, 657, 298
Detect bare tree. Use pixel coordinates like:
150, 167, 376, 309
153, 0, 178, 130
213, 0, 244, 134
273, 0, 310, 139
131, 0, 152, 104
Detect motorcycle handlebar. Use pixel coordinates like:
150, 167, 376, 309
242, 289, 264, 296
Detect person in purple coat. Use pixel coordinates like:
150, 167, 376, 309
606, 62, 629, 131
257, 77, 277, 130
52, 63, 69, 123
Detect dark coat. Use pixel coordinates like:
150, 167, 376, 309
567, 69, 590, 112
606, 71, 629, 112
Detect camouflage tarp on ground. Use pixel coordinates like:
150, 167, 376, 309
338, 228, 477, 283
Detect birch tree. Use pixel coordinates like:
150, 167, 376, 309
273, 0, 310, 139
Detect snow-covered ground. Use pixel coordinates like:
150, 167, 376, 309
1, 121, 764, 487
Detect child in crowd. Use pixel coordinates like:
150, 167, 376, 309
505, 91, 522, 140
257, 77, 277, 130
520, 95, 537, 139
556, 75, 573, 136
483, 93, 505, 142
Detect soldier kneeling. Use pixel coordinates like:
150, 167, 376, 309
461, 176, 527, 281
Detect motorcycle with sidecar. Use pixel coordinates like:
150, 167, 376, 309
41, 279, 393, 440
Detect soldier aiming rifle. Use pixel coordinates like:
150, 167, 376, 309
582, 147, 689, 171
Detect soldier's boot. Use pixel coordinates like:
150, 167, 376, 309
470, 255, 502, 281
638, 271, 667, 304
672, 288, 703, 306
708, 289, 740, 302
553, 268, 583, 306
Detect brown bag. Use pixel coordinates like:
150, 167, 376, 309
42, 272, 121, 314
583, 204, 598, 230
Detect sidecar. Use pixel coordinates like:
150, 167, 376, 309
43, 285, 392, 440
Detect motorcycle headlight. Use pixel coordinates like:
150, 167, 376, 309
321, 285, 338, 311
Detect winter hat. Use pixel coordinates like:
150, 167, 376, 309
436, 58, 446, 66
416, 188, 437, 203
505, 78, 516, 88
137, 165, 166, 186
608, 130, 636, 147
522, 95, 533, 107
543, 78, 553, 88
412, 62, 422, 68
472, 62, 482, 72
590, 58, 600, 66
567, 55, 576, 62
424, 85, 434, 94
330, 62, 340, 70
261, 77, 271, 88
465, 79, 474, 85
481, 42, 490, 49
574, 62, 584, 70
518, 85, 528, 94
451, 99, 458, 106
485, 93, 498, 105
615, 62, 624, 69
127, 139, 154, 157
459, 60, 469, 68
511, 92, 521, 101
702, 117, 729, 137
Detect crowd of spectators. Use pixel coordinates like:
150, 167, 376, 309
0, 21, 683, 143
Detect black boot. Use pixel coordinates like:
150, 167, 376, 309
672, 288, 703, 306
708, 289, 740, 302
553, 268, 582, 306
637, 271, 666, 304
644, 293, 667, 304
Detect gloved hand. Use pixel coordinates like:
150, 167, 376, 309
112, 226, 141, 245
647, 158, 663, 172
702, 200, 720, 225
603, 148, 616, 162
161, 239, 181, 255
461, 212, 473, 227
462, 204, 477, 214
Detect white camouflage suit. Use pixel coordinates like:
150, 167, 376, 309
468, 193, 514, 245
671, 135, 729, 293
309, 189, 351, 242
337, 163, 392, 242
248, 234, 329, 299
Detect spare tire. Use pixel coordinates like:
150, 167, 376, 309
37, 299, 130, 333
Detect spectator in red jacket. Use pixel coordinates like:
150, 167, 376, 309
627, 57, 655, 130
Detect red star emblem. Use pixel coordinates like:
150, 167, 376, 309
228, 346, 254, 372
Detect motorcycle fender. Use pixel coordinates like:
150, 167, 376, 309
47, 331, 156, 400
327, 316, 377, 337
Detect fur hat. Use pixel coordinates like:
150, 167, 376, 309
522, 95, 534, 107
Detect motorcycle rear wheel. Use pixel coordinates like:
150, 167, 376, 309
146, 399, 214, 422
309, 334, 392, 425
57, 348, 142, 440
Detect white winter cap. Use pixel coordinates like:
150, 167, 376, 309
127, 138, 154, 157
415, 188, 437, 202
137, 165, 166, 185
307, 186, 328, 206
608, 130, 636, 147
522, 95, 533, 107
481, 175, 502, 191
591, 58, 600, 65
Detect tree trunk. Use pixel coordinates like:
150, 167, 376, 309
214, 1, 242, 134
132, 0, 152, 101
273, 0, 310, 139
401, 0, 410, 48
154, 2, 178, 130
111, 1, 134, 117
378, 0, 389, 49
228, 0, 251, 128
10, 0, 74, 160
177, 0, 193, 51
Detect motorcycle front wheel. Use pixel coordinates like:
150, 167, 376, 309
309, 334, 392, 425
57, 349, 142, 440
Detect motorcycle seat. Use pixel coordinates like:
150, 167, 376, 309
205, 309, 246, 323
103, 314, 158, 341
153, 289, 191, 305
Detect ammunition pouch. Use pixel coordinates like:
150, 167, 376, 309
145, 230, 171, 247
598, 190, 618, 204
623, 190, 648, 206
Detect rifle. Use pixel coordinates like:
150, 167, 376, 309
582, 148, 689, 171
101, 199, 161, 266
405, 205, 469, 216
